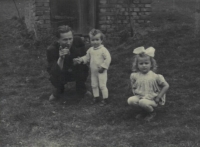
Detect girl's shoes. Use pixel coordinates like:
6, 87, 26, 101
135, 113, 146, 119
144, 112, 156, 122
136, 111, 156, 121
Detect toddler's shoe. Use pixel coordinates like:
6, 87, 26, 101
91, 97, 99, 105
144, 111, 156, 122
99, 98, 109, 107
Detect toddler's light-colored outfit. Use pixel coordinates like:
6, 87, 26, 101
127, 70, 167, 112
81, 45, 111, 99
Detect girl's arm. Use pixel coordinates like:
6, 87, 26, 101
158, 82, 169, 97
155, 81, 169, 102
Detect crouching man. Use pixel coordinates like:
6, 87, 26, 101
46, 25, 91, 101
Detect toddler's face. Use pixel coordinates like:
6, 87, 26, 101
90, 33, 102, 48
137, 56, 152, 74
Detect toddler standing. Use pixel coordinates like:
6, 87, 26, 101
127, 46, 169, 121
75, 29, 111, 106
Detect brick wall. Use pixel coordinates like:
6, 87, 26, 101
25, 0, 152, 37
98, 0, 152, 35
25, 0, 50, 31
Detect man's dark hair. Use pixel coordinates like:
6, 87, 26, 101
56, 25, 73, 38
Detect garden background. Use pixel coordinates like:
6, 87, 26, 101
0, 0, 200, 146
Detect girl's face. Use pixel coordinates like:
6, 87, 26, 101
90, 33, 102, 48
137, 56, 152, 74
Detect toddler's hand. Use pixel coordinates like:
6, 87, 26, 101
73, 58, 79, 65
77, 57, 83, 64
73, 57, 82, 65
98, 67, 105, 73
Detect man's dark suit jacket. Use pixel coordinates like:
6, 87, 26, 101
46, 36, 89, 81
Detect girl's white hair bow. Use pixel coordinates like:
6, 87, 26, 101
133, 46, 155, 57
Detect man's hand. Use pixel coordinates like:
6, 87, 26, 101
98, 67, 105, 73
57, 47, 69, 69
59, 48, 70, 59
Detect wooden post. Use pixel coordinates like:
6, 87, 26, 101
13, 0, 21, 18
78, 0, 97, 34
173, 0, 175, 11
50, 0, 58, 19
195, 0, 200, 36
89, 0, 97, 29
78, 0, 86, 34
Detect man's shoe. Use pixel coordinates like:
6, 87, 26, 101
49, 88, 63, 101
144, 112, 156, 122
84, 91, 92, 99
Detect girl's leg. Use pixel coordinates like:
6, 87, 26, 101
128, 96, 144, 119
138, 99, 158, 112
91, 72, 99, 98
98, 71, 108, 99
127, 96, 141, 106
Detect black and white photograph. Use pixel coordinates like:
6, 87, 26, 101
0, 0, 199, 146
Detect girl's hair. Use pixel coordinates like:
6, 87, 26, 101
132, 53, 157, 73
89, 29, 105, 40
56, 25, 74, 38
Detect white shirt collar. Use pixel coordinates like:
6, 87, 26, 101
93, 45, 103, 50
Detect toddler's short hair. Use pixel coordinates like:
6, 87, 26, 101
56, 25, 73, 38
89, 29, 105, 40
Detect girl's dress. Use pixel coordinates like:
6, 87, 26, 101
131, 70, 167, 105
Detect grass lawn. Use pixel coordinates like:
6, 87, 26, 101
1, 1, 200, 147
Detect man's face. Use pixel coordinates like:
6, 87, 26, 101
58, 31, 73, 48
90, 33, 102, 48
